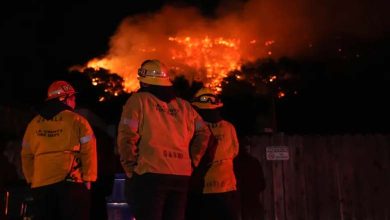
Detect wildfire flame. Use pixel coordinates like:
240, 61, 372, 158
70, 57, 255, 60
70, 5, 288, 92
167, 36, 241, 90
83, 35, 248, 92
68, 1, 318, 95
69, 0, 382, 100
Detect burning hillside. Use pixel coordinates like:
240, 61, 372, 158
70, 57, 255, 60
72, 4, 288, 92
75, 0, 377, 92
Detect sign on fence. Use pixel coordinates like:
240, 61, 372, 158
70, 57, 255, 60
266, 146, 289, 160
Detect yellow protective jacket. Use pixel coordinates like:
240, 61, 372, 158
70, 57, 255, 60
21, 110, 97, 188
117, 92, 211, 178
203, 120, 239, 193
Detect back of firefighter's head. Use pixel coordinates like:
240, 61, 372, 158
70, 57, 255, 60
46, 80, 77, 109
191, 87, 223, 109
137, 59, 172, 87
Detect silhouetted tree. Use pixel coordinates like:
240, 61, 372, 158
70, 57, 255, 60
65, 69, 130, 125
221, 57, 302, 135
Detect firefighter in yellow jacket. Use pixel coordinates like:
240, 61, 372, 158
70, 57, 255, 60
21, 80, 97, 220
189, 87, 240, 220
117, 59, 211, 220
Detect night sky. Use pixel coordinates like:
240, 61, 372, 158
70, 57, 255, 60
1, 0, 389, 133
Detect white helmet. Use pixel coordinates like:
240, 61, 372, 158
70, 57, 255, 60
137, 59, 172, 86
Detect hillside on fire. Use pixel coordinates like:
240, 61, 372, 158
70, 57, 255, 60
1, 0, 389, 135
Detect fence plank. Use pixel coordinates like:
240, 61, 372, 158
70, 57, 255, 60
283, 135, 310, 220
282, 135, 297, 220
370, 135, 389, 220
330, 135, 344, 220
302, 135, 321, 219
293, 135, 309, 220
252, 135, 275, 220
317, 136, 340, 219
271, 134, 286, 220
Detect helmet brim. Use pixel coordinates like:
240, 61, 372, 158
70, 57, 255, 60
138, 76, 172, 86
46, 92, 77, 101
192, 102, 223, 109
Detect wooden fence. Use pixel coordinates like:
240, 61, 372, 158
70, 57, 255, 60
248, 134, 390, 220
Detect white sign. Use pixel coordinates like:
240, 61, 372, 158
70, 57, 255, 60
266, 146, 289, 160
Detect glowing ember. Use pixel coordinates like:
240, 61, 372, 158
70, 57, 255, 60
265, 40, 275, 46
269, 75, 277, 82
278, 91, 285, 98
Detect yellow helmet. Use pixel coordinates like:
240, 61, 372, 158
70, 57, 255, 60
191, 87, 223, 109
137, 59, 172, 86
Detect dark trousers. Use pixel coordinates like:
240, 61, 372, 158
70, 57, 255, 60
125, 173, 189, 220
90, 176, 114, 220
185, 191, 203, 220
240, 196, 264, 220
31, 181, 90, 220
201, 191, 240, 220
90, 190, 108, 220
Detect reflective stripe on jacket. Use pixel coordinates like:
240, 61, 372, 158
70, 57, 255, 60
203, 120, 239, 193
21, 110, 97, 188
117, 92, 210, 178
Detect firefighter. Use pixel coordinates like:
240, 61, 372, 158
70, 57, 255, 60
117, 59, 211, 220
21, 80, 97, 220
190, 87, 240, 220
